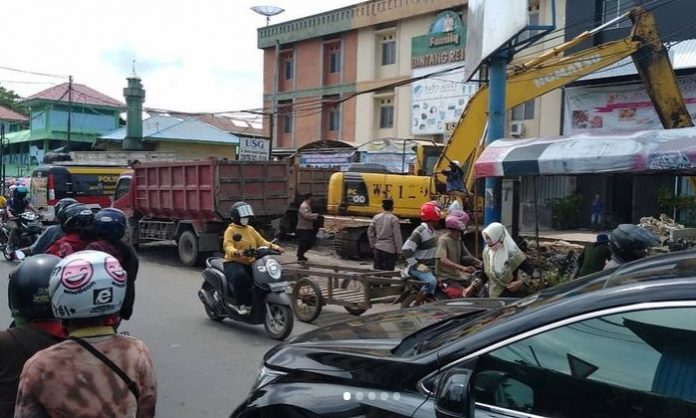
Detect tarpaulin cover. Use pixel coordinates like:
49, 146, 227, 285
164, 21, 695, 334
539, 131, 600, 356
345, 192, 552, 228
475, 127, 696, 178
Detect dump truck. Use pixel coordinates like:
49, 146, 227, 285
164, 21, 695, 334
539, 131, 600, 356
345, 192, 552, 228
112, 158, 337, 266
328, 6, 692, 258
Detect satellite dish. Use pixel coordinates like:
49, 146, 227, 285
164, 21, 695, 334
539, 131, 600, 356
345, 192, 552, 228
251, 5, 285, 25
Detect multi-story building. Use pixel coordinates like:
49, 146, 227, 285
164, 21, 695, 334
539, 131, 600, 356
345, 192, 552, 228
258, 0, 562, 150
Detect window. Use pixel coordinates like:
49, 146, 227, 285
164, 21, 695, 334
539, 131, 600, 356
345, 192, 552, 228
472, 307, 696, 417
329, 47, 341, 73
284, 57, 294, 80
282, 114, 292, 134
520, 9, 540, 42
512, 99, 535, 121
603, 0, 635, 27
379, 99, 394, 129
381, 34, 396, 66
329, 107, 340, 131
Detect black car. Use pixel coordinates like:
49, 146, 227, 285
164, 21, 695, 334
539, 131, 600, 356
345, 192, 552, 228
233, 251, 696, 418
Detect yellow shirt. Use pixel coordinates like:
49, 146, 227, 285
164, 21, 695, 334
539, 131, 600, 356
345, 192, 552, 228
0, 195, 6, 209
223, 223, 274, 265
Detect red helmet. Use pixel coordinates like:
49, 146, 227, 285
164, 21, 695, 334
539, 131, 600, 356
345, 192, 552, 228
420, 201, 441, 222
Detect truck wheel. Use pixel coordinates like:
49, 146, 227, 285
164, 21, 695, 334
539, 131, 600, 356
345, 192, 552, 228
178, 230, 202, 267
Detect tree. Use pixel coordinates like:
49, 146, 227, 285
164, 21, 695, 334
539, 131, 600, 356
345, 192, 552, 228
0, 85, 28, 116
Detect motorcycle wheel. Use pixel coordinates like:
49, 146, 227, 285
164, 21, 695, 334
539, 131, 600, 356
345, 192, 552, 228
1, 235, 13, 261
400, 292, 437, 308
204, 304, 224, 322
264, 303, 293, 340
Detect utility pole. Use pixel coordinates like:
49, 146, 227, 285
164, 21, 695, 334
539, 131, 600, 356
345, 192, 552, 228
67, 75, 73, 150
0, 124, 4, 195
483, 54, 508, 225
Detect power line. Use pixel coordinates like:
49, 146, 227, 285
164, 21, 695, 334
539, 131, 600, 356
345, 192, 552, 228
0, 65, 69, 79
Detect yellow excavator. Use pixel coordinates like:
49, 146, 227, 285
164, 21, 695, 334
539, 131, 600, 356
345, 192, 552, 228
328, 7, 693, 258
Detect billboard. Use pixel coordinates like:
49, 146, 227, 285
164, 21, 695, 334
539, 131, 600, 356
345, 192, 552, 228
411, 63, 479, 135
238, 137, 270, 161
464, 0, 528, 82
563, 77, 696, 135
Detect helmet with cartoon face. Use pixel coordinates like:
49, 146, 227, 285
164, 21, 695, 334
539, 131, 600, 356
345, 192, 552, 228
49, 250, 127, 319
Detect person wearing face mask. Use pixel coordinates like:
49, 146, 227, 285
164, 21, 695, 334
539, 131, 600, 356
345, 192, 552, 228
222, 201, 283, 315
472, 222, 535, 298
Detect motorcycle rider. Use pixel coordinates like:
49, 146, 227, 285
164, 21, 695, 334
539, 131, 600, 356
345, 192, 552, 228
86, 208, 139, 321
19, 198, 77, 256
45, 203, 94, 258
605, 224, 660, 270
14, 251, 157, 418
0, 254, 65, 417
401, 201, 441, 305
223, 202, 283, 315
436, 211, 479, 284
6, 186, 37, 252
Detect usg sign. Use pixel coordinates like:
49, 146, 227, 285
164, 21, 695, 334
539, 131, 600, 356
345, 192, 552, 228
238, 137, 270, 161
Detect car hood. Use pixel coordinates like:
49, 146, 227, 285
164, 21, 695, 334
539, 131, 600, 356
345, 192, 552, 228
264, 299, 510, 378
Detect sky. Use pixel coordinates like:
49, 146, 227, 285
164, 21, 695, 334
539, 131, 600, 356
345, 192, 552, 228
0, 0, 361, 117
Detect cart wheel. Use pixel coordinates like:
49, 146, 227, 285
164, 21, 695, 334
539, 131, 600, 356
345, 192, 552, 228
292, 278, 323, 323
340, 279, 368, 316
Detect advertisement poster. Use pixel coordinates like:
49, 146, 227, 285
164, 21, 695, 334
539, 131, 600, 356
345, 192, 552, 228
564, 77, 696, 135
356, 139, 420, 173
411, 63, 479, 135
298, 151, 356, 170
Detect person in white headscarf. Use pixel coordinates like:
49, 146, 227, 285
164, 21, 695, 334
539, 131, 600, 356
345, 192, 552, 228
476, 222, 534, 298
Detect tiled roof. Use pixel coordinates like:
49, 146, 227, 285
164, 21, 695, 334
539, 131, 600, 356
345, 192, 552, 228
0, 105, 28, 122
100, 115, 239, 145
23, 82, 125, 108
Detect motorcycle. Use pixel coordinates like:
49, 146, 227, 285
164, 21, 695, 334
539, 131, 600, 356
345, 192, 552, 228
399, 269, 486, 308
0, 211, 43, 260
197, 234, 294, 340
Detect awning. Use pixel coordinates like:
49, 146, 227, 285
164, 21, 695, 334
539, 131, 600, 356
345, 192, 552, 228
475, 127, 696, 178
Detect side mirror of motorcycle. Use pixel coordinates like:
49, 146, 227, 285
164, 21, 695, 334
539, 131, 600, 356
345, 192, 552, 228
233, 233, 243, 242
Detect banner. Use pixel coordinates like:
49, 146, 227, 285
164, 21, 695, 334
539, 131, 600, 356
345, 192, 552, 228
564, 77, 696, 135
411, 63, 479, 135
297, 151, 356, 170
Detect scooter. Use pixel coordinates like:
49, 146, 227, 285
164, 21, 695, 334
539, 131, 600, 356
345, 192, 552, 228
1, 211, 43, 260
197, 234, 294, 340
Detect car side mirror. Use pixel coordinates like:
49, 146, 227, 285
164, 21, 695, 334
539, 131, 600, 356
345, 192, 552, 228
435, 368, 475, 418
233, 233, 243, 242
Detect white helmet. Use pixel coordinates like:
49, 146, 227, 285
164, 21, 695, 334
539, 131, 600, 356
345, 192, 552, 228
49, 251, 127, 319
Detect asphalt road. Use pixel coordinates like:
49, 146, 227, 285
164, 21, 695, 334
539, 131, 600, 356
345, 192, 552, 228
0, 242, 380, 418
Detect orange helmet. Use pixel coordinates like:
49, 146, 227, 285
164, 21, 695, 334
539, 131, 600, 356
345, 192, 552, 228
420, 201, 441, 222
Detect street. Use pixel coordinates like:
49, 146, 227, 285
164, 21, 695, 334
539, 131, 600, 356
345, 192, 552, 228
0, 241, 377, 418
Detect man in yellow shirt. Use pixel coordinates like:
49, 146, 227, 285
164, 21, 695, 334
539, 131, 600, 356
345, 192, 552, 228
223, 201, 283, 315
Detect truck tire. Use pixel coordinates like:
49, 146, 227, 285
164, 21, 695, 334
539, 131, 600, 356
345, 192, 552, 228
334, 227, 370, 260
178, 230, 203, 267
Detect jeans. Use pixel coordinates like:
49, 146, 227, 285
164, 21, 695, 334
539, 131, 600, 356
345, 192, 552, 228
591, 213, 603, 227
408, 266, 438, 294
224, 262, 253, 306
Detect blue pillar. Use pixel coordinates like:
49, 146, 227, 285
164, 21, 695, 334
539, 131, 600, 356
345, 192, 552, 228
484, 53, 508, 226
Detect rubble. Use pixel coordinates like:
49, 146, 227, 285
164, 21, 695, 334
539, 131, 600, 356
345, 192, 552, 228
524, 239, 583, 291
639, 214, 684, 239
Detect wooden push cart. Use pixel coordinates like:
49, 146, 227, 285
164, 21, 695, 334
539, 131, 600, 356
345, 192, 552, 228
284, 262, 420, 323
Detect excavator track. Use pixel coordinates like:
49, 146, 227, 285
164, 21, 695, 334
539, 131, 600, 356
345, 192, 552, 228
334, 226, 370, 260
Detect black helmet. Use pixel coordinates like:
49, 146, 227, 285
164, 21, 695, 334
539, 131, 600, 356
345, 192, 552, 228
609, 224, 660, 263
55, 198, 78, 220
8, 254, 62, 320
229, 201, 254, 225
13, 186, 28, 199
61, 203, 94, 234
93, 207, 127, 241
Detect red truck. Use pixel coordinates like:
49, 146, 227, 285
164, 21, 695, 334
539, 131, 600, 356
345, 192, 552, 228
112, 158, 290, 266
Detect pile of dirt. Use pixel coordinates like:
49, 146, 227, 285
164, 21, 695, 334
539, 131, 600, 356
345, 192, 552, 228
523, 240, 583, 291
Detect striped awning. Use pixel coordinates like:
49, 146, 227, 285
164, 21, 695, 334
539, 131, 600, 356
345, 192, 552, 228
475, 127, 696, 178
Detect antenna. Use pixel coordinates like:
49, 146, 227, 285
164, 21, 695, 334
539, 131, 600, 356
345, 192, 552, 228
251, 5, 285, 26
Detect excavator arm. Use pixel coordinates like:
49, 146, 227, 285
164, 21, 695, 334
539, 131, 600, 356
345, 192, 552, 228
433, 6, 690, 193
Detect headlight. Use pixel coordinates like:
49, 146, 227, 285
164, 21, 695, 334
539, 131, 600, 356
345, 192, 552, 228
266, 259, 282, 280
252, 365, 287, 391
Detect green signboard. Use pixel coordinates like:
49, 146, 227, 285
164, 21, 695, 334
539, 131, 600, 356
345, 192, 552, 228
411, 11, 466, 69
